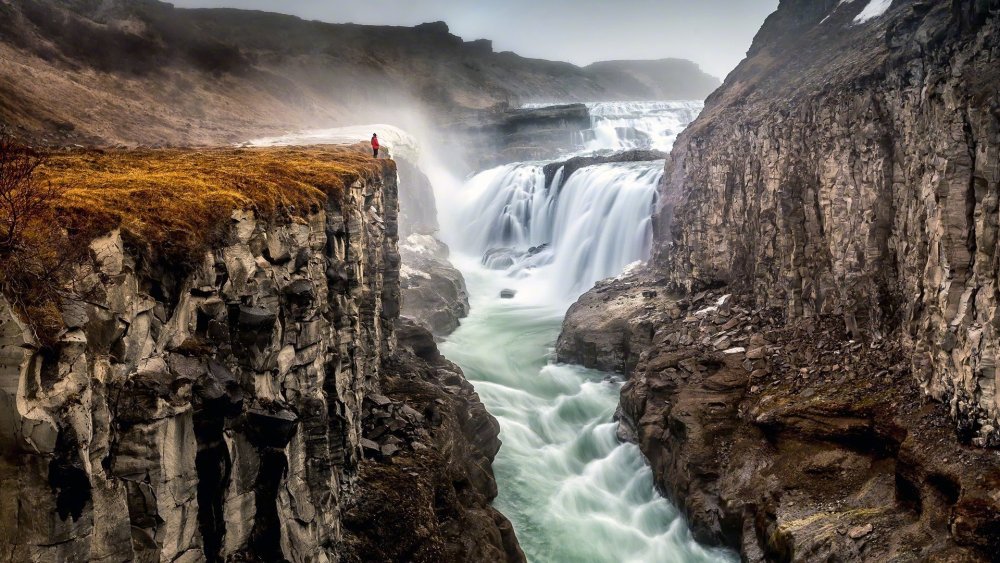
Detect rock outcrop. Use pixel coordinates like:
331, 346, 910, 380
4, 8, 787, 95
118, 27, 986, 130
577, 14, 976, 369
542, 149, 668, 191
442, 104, 594, 170
561, 274, 1000, 560
396, 158, 440, 239
0, 151, 514, 561
560, 0, 1000, 559
393, 156, 470, 338
400, 235, 470, 337
340, 319, 523, 563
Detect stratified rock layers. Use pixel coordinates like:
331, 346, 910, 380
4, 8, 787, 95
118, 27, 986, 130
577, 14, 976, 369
559, 0, 1000, 560
658, 0, 1000, 445
0, 164, 516, 561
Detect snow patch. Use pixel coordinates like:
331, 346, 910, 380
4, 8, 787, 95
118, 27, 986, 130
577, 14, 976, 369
853, 0, 893, 24
400, 264, 431, 281
614, 260, 644, 280
820, 0, 856, 24
246, 124, 420, 162
400, 234, 441, 256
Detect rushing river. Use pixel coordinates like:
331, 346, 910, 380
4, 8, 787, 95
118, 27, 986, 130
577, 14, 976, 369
438, 102, 736, 562
251, 101, 734, 561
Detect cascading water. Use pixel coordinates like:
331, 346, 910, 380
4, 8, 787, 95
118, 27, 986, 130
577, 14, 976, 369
439, 101, 735, 562
523, 100, 705, 153
457, 161, 662, 300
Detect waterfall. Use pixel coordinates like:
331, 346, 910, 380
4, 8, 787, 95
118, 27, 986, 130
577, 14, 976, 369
439, 101, 741, 562
580, 101, 704, 152
522, 100, 704, 153
451, 101, 701, 303
457, 161, 662, 300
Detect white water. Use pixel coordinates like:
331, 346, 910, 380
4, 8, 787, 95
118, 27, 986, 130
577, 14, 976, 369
440, 261, 734, 563
439, 101, 735, 562
523, 100, 704, 154
454, 161, 661, 300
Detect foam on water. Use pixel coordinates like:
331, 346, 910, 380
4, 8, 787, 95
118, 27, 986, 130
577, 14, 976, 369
440, 259, 735, 563
440, 101, 734, 561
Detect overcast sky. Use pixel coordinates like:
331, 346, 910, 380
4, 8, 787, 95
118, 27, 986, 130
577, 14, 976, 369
168, 0, 778, 79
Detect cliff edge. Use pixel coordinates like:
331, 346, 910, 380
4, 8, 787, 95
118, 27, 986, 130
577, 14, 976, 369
0, 146, 521, 562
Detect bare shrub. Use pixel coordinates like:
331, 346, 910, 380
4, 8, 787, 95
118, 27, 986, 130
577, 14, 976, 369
0, 131, 78, 344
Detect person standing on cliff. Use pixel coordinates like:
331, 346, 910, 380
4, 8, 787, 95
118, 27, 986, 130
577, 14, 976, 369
371, 133, 379, 158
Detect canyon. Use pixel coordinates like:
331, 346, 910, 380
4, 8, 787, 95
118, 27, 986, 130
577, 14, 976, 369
1, 0, 1000, 561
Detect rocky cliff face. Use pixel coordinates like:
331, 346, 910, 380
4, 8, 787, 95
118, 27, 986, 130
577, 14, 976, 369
0, 157, 515, 561
560, 0, 1000, 559
394, 157, 470, 337
657, 0, 1000, 446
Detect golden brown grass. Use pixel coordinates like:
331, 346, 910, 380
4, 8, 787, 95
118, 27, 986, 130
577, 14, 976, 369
1, 143, 391, 345
37, 143, 394, 265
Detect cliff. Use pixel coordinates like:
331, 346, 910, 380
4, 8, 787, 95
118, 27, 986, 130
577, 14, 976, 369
658, 0, 1000, 447
559, 0, 1000, 559
0, 147, 519, 561
0, 0, 717, 146
583, 59, 721, 101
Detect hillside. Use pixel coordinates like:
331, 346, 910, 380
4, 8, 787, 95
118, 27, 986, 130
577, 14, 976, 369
584, 59, 721, 101
0, 0, 719, 146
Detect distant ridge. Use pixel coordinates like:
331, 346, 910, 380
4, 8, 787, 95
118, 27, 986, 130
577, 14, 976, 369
0, 0, 721, 145
585, 59, 720, 101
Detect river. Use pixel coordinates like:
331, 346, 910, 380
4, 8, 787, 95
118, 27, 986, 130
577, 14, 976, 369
438, 102, 736, 563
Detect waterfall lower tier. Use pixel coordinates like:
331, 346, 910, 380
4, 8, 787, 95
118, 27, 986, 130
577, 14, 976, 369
438, 100, 736, 561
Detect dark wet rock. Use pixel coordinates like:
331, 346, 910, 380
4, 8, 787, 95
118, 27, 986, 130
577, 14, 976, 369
482, 247, 518, 270
235, 304, 276, 329
499, 289, 517, 299
281, 278, 314, 299
342, 318, 525, 562
399, 234, 470, 336
542, 149, 668, 191
246, 407, 298, 448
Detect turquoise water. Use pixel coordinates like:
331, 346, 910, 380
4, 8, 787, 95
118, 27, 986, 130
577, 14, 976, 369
439, 260, 735, 563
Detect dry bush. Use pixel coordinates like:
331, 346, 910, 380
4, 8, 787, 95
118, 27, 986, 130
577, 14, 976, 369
0, 131, 78, 344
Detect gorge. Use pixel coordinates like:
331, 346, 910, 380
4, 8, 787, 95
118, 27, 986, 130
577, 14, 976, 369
1, 0, 999, 561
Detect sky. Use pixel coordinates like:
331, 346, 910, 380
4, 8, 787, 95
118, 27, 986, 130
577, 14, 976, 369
167, 0, 779, 79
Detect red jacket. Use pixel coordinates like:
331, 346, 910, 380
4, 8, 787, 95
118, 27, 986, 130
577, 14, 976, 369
371, 137, 380, 149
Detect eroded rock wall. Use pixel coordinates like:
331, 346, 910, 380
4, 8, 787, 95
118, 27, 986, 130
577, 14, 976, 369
656, 0, 1000, 445
558, 0, 1000, 559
